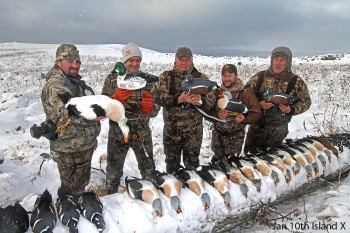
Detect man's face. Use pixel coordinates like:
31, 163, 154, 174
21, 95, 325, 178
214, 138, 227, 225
221, 71, 237, 88
124, 56, 141, 72
56, 59, 81, 77
175, 56, 193, 71
272, 55, 287, 74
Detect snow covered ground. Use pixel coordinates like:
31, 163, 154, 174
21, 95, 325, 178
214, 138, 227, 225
0, 43, 349, 233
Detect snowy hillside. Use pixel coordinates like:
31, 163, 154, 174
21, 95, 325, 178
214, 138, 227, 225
0, 43, 350, 233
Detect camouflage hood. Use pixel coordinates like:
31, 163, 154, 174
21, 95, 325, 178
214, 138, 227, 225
270, 46, 292, 74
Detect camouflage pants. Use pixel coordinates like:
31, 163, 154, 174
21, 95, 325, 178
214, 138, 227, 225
163, 123, 203, 174
52, 147, 94, 194
106, 125, 155, 190
211, 129, 245, 161
244, 124, 289, 153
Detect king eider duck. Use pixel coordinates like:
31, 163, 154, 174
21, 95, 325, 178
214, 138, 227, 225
0, 202, 29, 233
58, 93, 130, 142
285, 140, 319, 176
196, 165, 231, 208
125, 176, 163, 217
154, 171, 182, 214
246, 156, 280, 186
113, 62, 159, 90
277, 145, 313, 179
56, 186, 80, 233
30, 189, 57, 233
217, 91, 249, 116
181, 74, 218, 94
211, 158, 249, 198
301, 137, 331, 164
228, 156, 262, 192
78, 191, 105, 233
263, 88, 297, 105
176, 166, 211, 211
257, 152, 292, 184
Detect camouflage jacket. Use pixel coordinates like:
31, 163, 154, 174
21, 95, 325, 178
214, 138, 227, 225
157, 66, 216, 129
101, 71, 160, 131
41, 66, 101, 153
212, 88, 262, 134
245, 69, 311, 125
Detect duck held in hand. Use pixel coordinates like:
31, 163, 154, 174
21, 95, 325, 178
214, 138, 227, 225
58, 93, 130, 142
114, 62, 159, 90
263, 88, 297, 105
181, 74, 218, 94
218, 91, 248, 116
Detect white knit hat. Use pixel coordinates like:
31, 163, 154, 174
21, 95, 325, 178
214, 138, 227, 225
122, 42, 142, 63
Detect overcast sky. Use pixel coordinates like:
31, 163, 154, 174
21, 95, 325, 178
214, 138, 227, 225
1, 0, 349, 56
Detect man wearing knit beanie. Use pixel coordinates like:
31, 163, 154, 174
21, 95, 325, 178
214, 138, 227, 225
244, 46, 311, 154
122, 42, 142, 64
101, 42, 159, 194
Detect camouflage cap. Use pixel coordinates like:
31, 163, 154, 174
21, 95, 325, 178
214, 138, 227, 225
176, 47, 193, 58
221, 64, 237, 74
56, 44, 80, 61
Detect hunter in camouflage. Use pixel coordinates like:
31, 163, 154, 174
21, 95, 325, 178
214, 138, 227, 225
210, 64, 261, 167
41, 44, 101, 194
102, 42, 159, 194
157, 47, 216, 174
244, 46, 311, 153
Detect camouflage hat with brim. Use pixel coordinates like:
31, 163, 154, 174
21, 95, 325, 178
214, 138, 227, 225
56, 44, 80, 61
176, 47, 193, 58
221, 64, 237, 74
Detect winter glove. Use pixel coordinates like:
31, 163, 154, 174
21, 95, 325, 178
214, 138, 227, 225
111, 88, 132, 104
141, 92, 153, 114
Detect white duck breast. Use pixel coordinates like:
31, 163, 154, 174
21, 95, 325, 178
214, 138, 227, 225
117, 71, 159, 90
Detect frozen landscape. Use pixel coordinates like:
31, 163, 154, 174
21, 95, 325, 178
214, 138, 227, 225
0, 43, 350, 233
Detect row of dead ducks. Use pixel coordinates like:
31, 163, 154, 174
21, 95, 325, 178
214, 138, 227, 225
0, 134, 347, 233
0, 187, 104, 233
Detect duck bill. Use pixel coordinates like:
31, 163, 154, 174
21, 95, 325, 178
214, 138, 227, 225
314, 168, 319, 174
274, 179, 279, 186
307, 172, 312, 178
124, 134, 129, 143
177, 207, 182, 214
293, 169, 299, 175
156, 211, 162, 217
285, 177, 291, 183
322, 161, 326, 167
204, 204, 209, 211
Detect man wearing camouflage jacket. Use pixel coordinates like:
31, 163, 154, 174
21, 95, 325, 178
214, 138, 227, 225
102, 42, 159, 194
157, 47, 216, 174
41, 44, 101, 194
244, 46, 311, 153
210, 64, 261, 167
